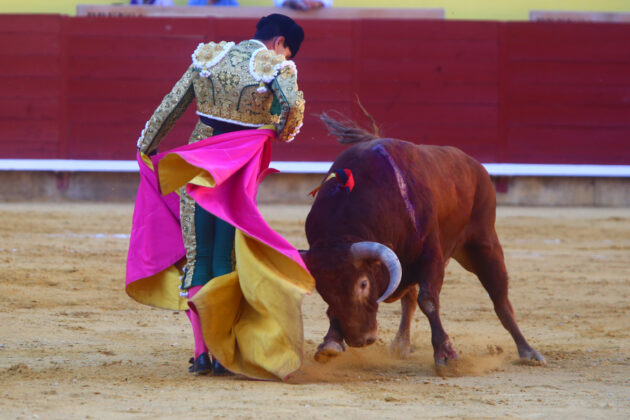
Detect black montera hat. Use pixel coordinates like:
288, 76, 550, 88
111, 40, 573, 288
254, 13, 305, 58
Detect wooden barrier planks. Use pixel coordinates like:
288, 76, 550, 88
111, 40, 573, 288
1, 15, 629, 165
0, 15, 63, 158
357, 19, 500, 162
501, 22, 630, 164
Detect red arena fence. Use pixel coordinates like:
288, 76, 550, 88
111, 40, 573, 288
1, 14, 630, 165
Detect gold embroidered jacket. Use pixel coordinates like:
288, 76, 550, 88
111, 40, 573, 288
137, 39, 305, 154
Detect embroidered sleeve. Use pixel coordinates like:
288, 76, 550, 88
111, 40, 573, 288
136, 66, 195, 154
270, 63, 304, 143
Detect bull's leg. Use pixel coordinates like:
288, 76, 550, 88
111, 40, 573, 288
455, 234, 545, 363
414, 246, 459, 365
390, 285, 418, 358
314, 316, 346, 363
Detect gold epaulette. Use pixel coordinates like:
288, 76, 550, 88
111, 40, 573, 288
192, 41, 235, 77
249, 47, 297, 93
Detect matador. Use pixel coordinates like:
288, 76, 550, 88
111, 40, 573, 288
133, 14, 306, 376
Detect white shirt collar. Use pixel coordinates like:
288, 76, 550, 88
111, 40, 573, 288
249, 39, 267, 48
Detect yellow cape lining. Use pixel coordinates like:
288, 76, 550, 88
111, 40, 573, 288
191, 230, 314, 380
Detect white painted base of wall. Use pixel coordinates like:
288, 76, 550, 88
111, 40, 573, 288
1, 170, 629, 206
1, 159, 630, 177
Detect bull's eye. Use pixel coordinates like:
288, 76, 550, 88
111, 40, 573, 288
354, 277, 370, 301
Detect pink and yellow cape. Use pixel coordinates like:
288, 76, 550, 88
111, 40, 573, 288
125, 129, 315, 380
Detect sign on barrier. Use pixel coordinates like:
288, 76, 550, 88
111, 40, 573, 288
75, 5, 445, 20
530, 10, 630, 23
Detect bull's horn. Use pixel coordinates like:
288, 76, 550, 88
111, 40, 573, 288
350, 242, 402, 303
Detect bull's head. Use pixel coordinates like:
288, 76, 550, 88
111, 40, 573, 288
302, 242, 402, 347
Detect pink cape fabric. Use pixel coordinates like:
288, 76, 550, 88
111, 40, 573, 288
126, 128, 308, 293
125, 153, 185, 288
165, 129, 308, 272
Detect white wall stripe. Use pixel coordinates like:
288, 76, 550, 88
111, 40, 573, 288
0, 159, 629, 177
481, 163, 630, 177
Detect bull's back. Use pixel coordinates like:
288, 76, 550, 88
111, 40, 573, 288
384, 140, 492, 234
307, 138, 493, 252
341, 138, 490, 213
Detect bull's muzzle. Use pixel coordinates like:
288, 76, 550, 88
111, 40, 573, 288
345, 329, 378, 348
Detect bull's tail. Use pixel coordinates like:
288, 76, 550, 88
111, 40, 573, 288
320, 99, 380, 144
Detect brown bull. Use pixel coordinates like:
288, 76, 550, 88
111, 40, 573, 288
302, 114, 545, 366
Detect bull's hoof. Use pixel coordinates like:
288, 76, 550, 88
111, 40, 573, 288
518, 347, 546, 365
390, 336, 412, 359
434, 339, 458, 366
314, 341, 345, 363
434, 353, 458, 366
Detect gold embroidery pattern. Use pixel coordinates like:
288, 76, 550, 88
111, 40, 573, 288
137, 66, 195, 154
188, 119, 214, 144
193, 76, 214, 107
229, 48, 249, 67
216, 71, 241, 89
192, 40, 304, 132
271, 65, 305, 143
180, 189, 197, 289
137, 40, 305, 152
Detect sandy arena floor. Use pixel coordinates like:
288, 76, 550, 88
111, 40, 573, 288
0, 203, 629, 419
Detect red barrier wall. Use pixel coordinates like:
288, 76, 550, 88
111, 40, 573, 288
1, 15, 629, 164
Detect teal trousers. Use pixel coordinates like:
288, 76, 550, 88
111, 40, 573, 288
190, 203, 236, 287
